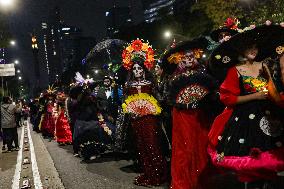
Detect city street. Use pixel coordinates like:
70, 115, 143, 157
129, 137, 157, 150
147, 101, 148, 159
1, 121, 284, 189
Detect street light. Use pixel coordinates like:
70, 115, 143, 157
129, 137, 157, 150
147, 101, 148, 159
0, 0, 14, 7
164, 30, 172, 39
10, 40, 16, 46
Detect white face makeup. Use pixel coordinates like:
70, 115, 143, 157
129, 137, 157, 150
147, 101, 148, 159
178, 51, 196, 69
132, 63, 144, 79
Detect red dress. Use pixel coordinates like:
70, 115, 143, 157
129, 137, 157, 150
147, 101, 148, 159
208, 67, 284, 182
126, 84, 167, 186
170, 72, 215, 189
55, 108, 72, 144
41, 103, 56, 137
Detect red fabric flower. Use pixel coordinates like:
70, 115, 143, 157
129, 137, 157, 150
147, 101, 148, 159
131, 39, 143, 51
224, 17, 238, 29
122, 50, 128, 59
148, 47, 154, 56
249, 148, 262, 159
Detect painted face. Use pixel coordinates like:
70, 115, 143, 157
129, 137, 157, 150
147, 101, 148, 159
178, 51, 197, 69
154, 64, 163, 76
245, 46, 258, 60
132, 63, 144, 79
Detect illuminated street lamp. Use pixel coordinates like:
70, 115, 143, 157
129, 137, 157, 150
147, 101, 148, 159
0, 0, 14, 7
10, 40, 16, 46
164, 30, 172, 39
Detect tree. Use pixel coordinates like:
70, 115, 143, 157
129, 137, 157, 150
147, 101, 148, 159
246, 0, 284, 25
192, 0, 243, 28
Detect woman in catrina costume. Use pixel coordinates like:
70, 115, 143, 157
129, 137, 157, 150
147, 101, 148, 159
54, 92, 73, 145
40, 86, 57, 138
121, 39, 168, 186
161, 37, 218, 189
208, 23, 284, 188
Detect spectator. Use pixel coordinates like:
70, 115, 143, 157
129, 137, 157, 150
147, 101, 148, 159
1, 96, 22, 152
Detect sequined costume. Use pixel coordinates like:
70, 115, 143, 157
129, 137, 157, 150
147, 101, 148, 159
125, 83, 167, 186
169, 70, 217, 189
55, 108, 72, 144
40, 103, 56, 137
208, 67, 284, 182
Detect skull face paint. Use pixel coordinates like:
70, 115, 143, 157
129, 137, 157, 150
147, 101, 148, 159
178, 51, 197, 70
132, 63, 144, 79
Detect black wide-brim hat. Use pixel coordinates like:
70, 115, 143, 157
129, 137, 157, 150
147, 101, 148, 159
161, 37, 209, 75
209, 24, 284, 82
210, 28, 239, 42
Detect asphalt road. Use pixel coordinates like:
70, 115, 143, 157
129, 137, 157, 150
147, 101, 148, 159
1, 122, 284, 189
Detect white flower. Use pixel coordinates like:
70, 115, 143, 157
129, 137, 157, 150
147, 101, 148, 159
218, 136, 222, 141
239, 138, 245, 144
249, 114, 255, 120
235, 117, 239, 122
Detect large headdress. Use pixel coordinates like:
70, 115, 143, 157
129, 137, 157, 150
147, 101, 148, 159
210, 17, 240, 42
161, 37, 209, 75
122, 39, 155, 71
209, 21, 284, 82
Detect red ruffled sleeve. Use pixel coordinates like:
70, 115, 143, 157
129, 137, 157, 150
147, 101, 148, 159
208, 67, 240, 147
220, 67, 240, 107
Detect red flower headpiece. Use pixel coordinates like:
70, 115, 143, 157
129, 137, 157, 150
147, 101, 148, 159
122, 39, 155, 70
223, 17, 239, 30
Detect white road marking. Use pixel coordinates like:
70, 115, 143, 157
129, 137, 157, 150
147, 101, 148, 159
27, 121, 43, 189
12, 126, 24, 189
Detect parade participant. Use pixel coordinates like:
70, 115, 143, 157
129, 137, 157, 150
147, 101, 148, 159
208, 24, 284, 188
54, 92, 72, 145
66, 85, 83, 156
162, 37, 218, 189
96, 75, 122, 125
153, 61, 171, 155
40, 86, 57, 139
210, 17, 239, 43
122, 39, 167, 186
72, 73, 114, 160
209, 17, 240, 84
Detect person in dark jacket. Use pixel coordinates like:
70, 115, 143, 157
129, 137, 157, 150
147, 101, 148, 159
1, 96, 22, 152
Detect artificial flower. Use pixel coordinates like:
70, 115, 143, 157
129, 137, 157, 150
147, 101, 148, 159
131, 39, 143, 51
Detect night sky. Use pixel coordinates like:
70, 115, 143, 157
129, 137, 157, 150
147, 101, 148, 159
6, 0, 143, 85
